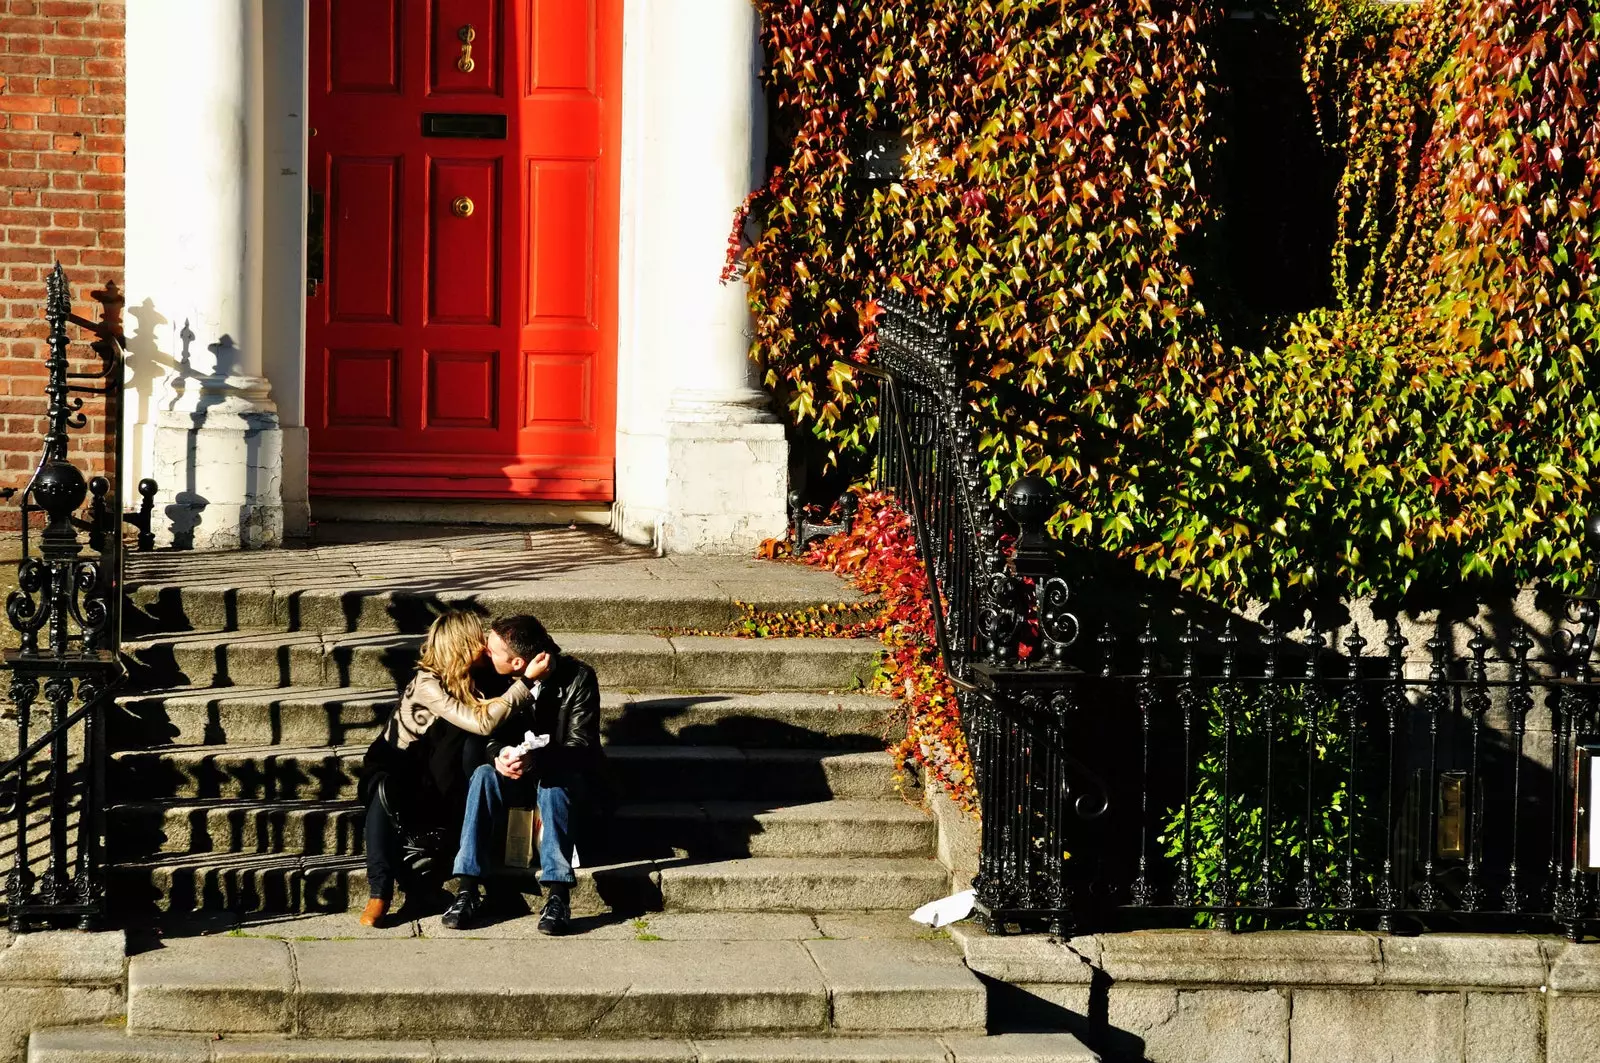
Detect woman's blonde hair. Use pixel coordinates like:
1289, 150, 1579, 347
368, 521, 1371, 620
418, 610, 489, 723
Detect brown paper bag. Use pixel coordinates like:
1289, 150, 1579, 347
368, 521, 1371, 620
504, 807, 538, 869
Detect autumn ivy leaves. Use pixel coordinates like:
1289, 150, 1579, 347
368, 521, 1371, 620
735, 0, 1600, 607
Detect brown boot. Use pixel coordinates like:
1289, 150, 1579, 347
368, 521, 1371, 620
359, 897, 389, 927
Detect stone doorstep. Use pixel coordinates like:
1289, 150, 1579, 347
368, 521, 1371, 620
108, 744, 900, 805
108, 798, 936, 861
109, 854, 952, 918
121, 631, 883, 694
113, 688, 896, 750
127, 577, 869, 637
30, 1029, 1102, 1063
948, 924, 1576, 991
122, 936, 986, 1038
0, 931, 125, 986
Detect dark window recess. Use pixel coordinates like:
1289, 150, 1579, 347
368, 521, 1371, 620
422, 112, 508, 139
1213, 11, 1338, 314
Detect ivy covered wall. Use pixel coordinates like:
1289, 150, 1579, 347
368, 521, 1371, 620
732, 0, 1600, 608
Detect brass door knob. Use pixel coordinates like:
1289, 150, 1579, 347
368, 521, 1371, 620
451, 196, 474, 218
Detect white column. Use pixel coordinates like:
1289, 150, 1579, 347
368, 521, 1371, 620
125, 0, 284, 549
613, 0, 787, 553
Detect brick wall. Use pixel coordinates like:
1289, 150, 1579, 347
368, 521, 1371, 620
0, 0, 124, 523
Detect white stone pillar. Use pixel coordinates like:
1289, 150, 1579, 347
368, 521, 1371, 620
126, 0, 284, 549
613, 0, 787, 553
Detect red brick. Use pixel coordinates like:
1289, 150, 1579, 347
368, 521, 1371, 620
36, 115, 93, 134
38, 77, 87, 95
78, 249, 118, 268
91, 153, 117, 172
0, 19, 53, 35
40, 38, 93, 57
40, 2, 95, 17
79, 173, 117, 191
39, 229, 91, 247
1, 93, 50, 112
38, 152, 90, 171
0, 56, 49, 75
47, 171, 77, 189
6, 171, 48, 189
9, 114, 36, 131
37, 192, 87, 209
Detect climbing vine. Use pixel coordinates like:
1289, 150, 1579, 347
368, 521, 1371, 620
734, 0, 1600, 607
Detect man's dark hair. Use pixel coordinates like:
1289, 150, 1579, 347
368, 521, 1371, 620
490, 614, 560, 661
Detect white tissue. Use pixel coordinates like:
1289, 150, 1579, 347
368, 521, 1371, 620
910, 889, 976, 929
507, 731, 551, 757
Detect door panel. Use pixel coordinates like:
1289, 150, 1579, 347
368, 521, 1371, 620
527, 0, 593, 92
328, 157, 401, 322
308, 0, 620, 499
427, 157, 500, 325
427, 350, 499, 428
327, 349, 401, 428
431, 0, 500, 95
524, 160, 594, 324
331, 0, 402, 93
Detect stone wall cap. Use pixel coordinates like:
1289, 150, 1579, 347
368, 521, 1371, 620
1378, 934, 1552, 989
1547, 938, 1600, 992
1091, 930, 1381, 987
0, 929, 126, 986
947, 924, 1098, 983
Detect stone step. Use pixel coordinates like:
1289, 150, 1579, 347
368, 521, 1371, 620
110, 743, 899, 803
33, 1028, 1102, 1062
112, 686, 895, 750
108, 853, 950, 916
113, 935, 987, 1040
121, 631, 881, 695
107, 798, 935, 862
125, 574, 869, 637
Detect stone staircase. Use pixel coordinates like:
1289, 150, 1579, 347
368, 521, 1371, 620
101, 527, 947, 918
31, 527, 1097, 1060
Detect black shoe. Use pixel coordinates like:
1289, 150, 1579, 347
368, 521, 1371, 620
441, 888, 481, 931
537, 889, 571, 936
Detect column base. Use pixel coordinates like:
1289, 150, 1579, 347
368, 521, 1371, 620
151, 374, 285, 550
661, 420, 788, 554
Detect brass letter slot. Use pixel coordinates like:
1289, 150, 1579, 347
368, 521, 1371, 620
422, 113, 508, 140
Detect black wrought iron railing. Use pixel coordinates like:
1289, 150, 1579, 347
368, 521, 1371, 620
857, 290, 1600, 941
0, 264, 156, 930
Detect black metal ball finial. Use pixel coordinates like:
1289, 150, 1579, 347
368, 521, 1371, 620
32, 459, 87, 523
1004, 474, 1055, 535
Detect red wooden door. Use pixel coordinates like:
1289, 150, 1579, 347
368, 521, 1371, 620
307, 0, 620, 500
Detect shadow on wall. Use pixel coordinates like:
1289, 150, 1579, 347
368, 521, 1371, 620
126, 299, 210, 548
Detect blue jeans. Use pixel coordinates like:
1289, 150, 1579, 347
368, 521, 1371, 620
452, 762, 579, 886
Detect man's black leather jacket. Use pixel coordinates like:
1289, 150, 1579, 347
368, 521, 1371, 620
484, 652, 602, 776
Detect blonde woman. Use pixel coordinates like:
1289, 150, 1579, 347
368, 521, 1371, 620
358, 610, 543, 927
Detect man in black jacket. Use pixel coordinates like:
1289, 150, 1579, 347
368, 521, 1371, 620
441, 614, 602, 934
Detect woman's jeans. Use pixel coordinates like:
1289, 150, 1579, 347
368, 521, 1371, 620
452, 762, 583, 887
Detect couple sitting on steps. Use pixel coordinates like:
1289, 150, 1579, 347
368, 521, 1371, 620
359, 610, 603, 934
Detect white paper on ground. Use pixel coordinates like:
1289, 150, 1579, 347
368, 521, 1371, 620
910, 888, 976, 928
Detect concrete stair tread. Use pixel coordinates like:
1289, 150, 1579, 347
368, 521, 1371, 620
112, 687, 895, 750
112, 796, 927, 819
124, 539, 869, 635
115, 934, 988, 1039
33, 1028, 1101, 1062
122, 630, 882, 694
109, 851, 950, 916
